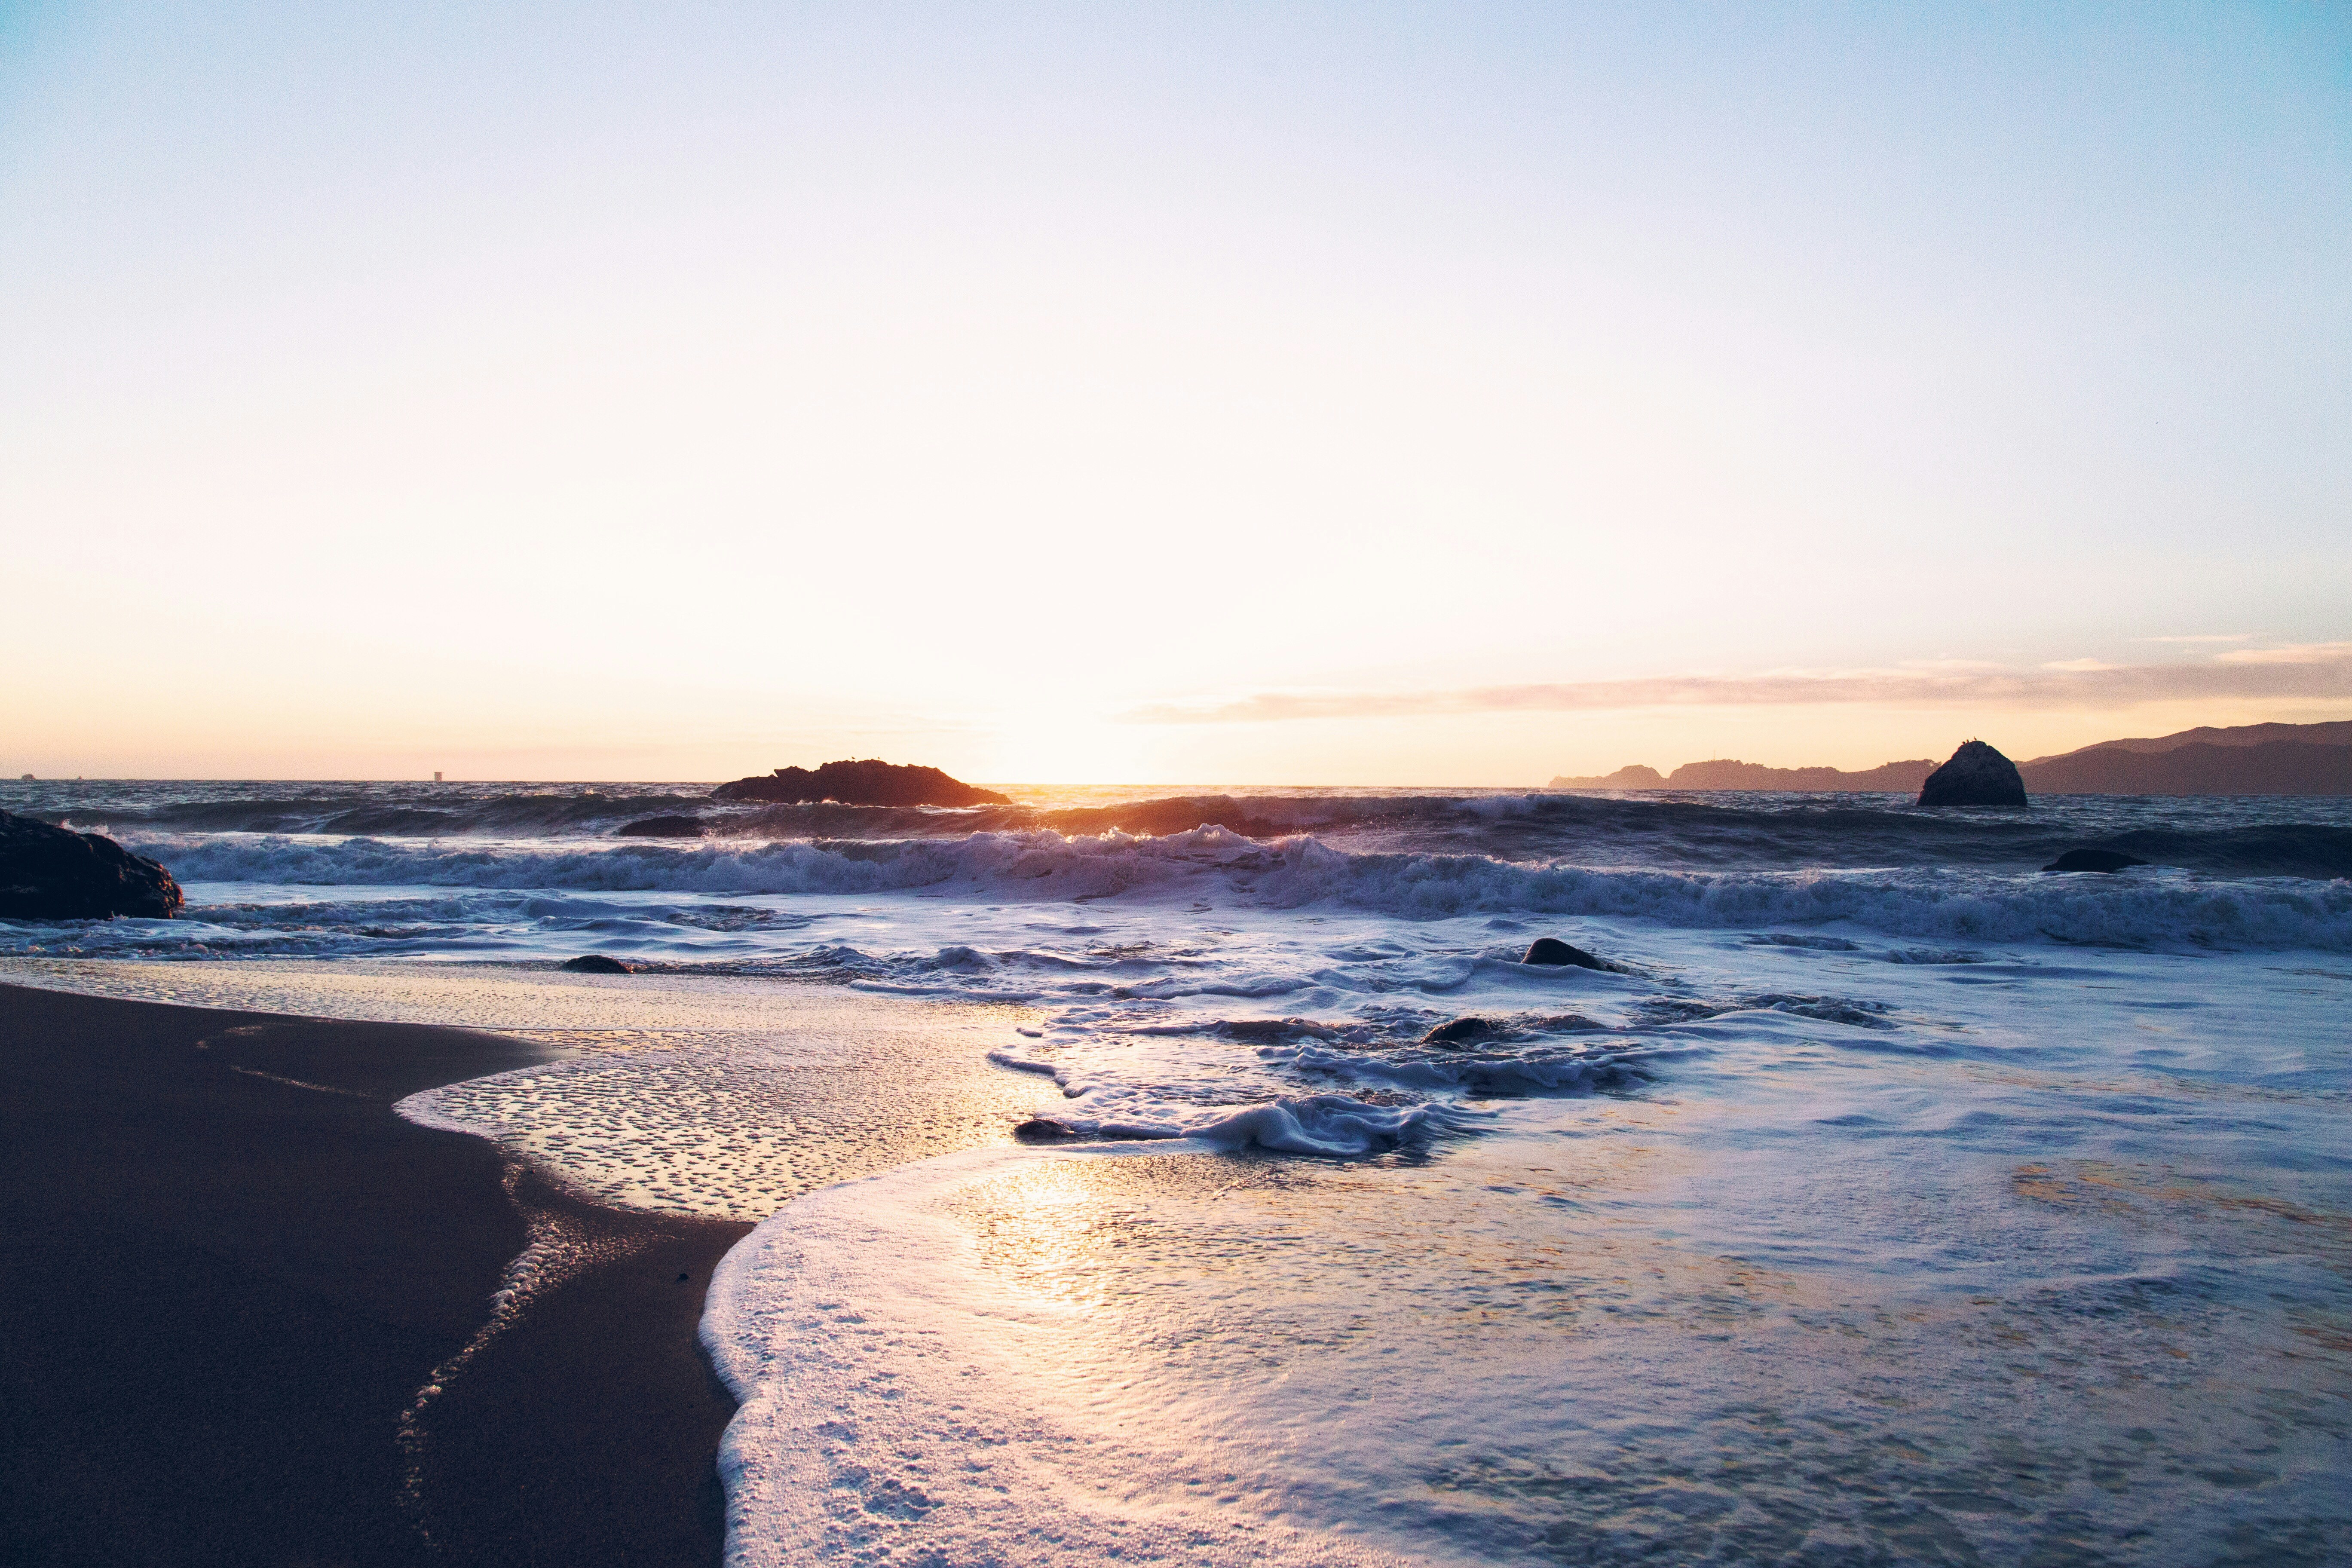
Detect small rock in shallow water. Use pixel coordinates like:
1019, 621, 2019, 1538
1225, 1019, 1310, 1041
1522, 937, 1607, 969
1423, 1017, 1504, 1047
2043, 848, 2148, 874
560, 954, 631, 974
1014, 1118, 1080, 1142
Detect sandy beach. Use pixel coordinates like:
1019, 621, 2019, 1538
0, 981, 745, 1567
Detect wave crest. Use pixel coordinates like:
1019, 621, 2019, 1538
108, 825, 2352, 951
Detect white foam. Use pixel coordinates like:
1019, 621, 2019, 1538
702, 1144, 1421, 1568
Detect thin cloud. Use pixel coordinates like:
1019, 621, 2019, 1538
2213, 640, 2352, 665
2137, 633, 2255, 644
1121, 649, 2352, 725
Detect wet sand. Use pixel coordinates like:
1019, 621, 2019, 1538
0, 982, 746, 1568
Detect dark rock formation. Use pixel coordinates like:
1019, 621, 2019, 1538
559, 954, 631, 974
1917, 740, 2028, 808
1521, 937, 1607, 969
0, 811, 183, 920
2042, 848, 2149, 874
1014, 1118, 1082, 1142
1422, 1017, 1503, 1047
711, 760, 1011, 808
615, 815, 708, 838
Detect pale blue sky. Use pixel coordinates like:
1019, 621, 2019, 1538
3, 3, 2346, 779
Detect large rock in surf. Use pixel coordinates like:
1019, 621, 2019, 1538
559, 954, 632, 974
1918, 740, 2028, 808
2043, 848, 2148, 874
0, 811, 184, 920
711, 759, 1011, 808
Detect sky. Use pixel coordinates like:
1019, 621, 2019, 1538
2, 1, 2346, 782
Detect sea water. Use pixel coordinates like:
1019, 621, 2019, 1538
3, 780, 2348, 1562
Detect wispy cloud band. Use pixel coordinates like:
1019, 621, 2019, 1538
1123, 645, 2352, 725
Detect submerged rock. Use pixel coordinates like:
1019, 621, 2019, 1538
1225, 1019, 1311, 1041
1522, 937, 1607, 970
1422, 1017, 1504, 1047
615, 815, 707, 838
712, 759, 1011, 807
1918, 740, 2028, 808
2043, 848, 2149, 874
559, 954, 631, 974
0, 811, 183, 921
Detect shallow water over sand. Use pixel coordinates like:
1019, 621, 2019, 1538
700, 937, 2351, 1566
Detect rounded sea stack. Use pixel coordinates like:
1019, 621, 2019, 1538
1918, 741, 2028, 808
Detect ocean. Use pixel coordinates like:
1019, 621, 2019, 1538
4, 779, 2349, 1565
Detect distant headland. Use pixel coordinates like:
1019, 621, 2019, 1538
1550, 720, 2352, 796
710, 759, 1010, 807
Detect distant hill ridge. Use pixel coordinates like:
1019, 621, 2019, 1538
1551, 721, 2352, 796
2030, 720, 2352, 757
1550, 759, 1937, 792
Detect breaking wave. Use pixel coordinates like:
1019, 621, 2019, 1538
115, 825, 2352, 950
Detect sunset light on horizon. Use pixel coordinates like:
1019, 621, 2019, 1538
4, 2, 2346, 781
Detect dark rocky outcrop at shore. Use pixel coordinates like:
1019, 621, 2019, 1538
2043, 848, 2148, 874
1918, 741, 2028, 808
560, 954, 632, 974
711, 760, 1011, 808
615, 815, 707, 838
0, 811, 184, 920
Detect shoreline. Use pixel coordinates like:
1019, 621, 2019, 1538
0, 981, 743, 1567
